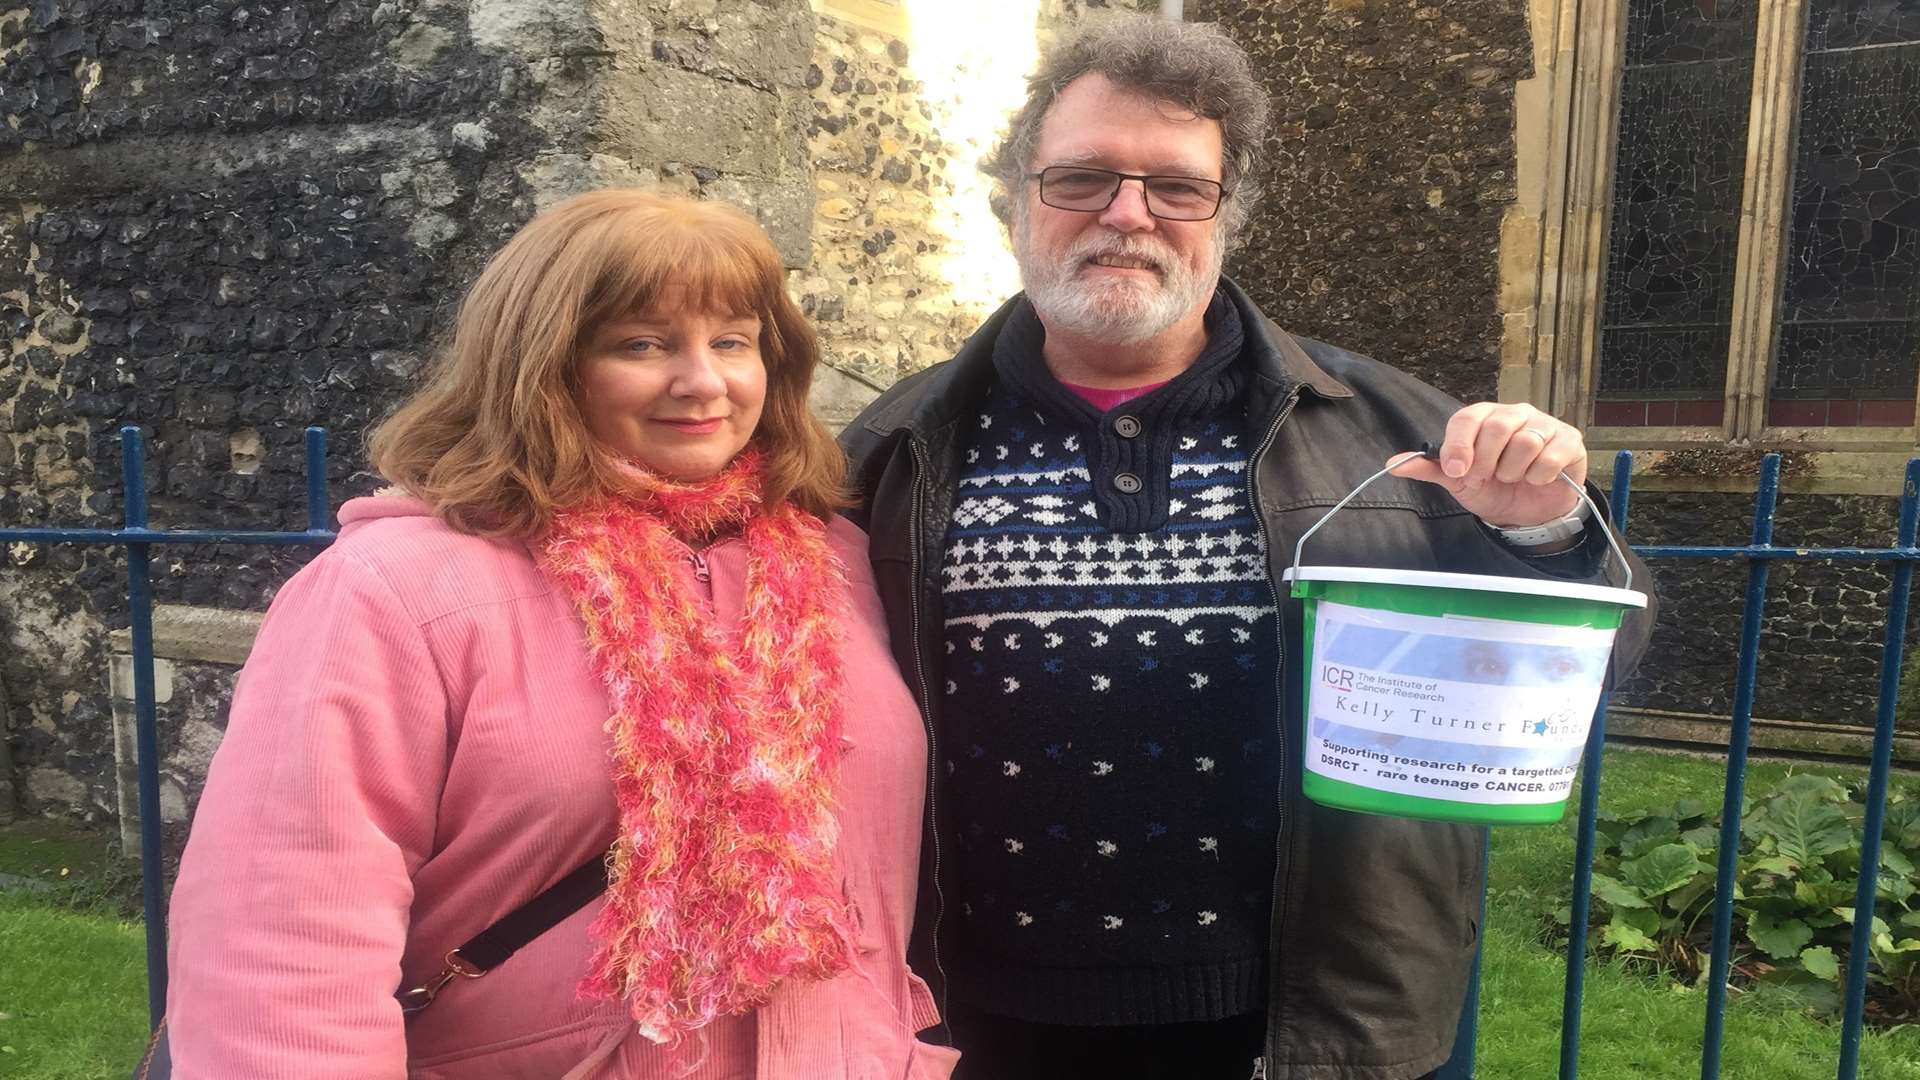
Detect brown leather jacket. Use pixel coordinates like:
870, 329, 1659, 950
840, 278, 1656, 1080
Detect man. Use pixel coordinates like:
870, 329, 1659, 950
841, 16, 1653, 1080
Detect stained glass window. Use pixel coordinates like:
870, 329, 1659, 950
1805, 0, 1920, 51
1595, 1, 1757, 427
1765, 13, 1920, 427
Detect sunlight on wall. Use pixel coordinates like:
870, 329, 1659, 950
898, 0, 1039, 312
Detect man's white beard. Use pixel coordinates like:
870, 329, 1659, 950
1016, 222, 1221, 345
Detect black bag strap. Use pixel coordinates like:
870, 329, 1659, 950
133, 851, 611, 1078
396, 851, 609, 1014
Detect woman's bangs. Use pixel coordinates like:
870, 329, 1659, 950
587, 209, 774, 327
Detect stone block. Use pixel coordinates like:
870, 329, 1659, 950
512, 0, 622, 61
109, 655, 174, 705
26, 766, 87, 809
173, 719, 224, 775
107, 604, 263, 666
517, 153, 658, 212
407, 211, 463, 251
595, 65, 789, 175
649, 0, 812, 90
388, 22, 457, 69
703, 175, 813, 269
450, 120, 496, 153
469, 0, 605, 59
808, 360, 882, 433
1607, 708, 1920, 763
229, 429, 265, 475
109, 654, 245, 852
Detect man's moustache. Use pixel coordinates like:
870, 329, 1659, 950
1072, 244, 1173, 275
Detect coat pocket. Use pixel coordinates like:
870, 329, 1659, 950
907, 1039, 962, 1080
906, 970, 941, 1033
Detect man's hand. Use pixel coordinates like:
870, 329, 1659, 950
1386, 402, 1586, 528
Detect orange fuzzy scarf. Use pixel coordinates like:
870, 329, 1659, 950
541, 453, 856, 1042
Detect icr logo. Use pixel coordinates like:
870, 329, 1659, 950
1322, 664, 1355, 691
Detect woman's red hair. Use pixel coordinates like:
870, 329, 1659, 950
369, 189, 845, 536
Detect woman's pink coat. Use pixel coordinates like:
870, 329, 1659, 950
165, 495, 956, 1079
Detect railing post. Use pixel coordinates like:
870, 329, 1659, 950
1701, 453, 1782, 1080
1835, 457, 1920, 1080
1436, 836, 1491, 1080
121, 425, 169, 1029
1558, 450, 1635, 1079
305, 427, 329, 533
0, 427, 350, 1027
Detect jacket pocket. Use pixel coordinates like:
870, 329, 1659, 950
906, 970, 942, 1033
907, 1038, 962, 1079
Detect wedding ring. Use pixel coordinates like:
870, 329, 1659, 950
1521, 427, 1552, 442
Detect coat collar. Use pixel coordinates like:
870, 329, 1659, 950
861, 276, 1353, 441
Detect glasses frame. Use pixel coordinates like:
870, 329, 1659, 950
1027, 165, 1230, 222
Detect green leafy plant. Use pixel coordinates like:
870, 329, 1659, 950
1565, 774, 1920, 1024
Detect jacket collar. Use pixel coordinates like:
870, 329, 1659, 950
861, 276, 1352, 441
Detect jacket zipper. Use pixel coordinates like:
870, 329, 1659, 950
905, 438, 950, 1022
1246, 393, 1298, 1077
687, 550, 710, 582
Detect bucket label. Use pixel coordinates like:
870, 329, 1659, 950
1306, 600, 1617, 805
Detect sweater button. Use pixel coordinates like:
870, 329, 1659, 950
1114, 415, 1142, 438
1114, 472, 1143, 495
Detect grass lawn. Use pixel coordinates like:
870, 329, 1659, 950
0, 890, 149, 1078
0, 818, 126, 890
1475, 745, 1920, 1079
5, 747, 1920, 1078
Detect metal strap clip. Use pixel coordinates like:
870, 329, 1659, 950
397, 949, 487, 1015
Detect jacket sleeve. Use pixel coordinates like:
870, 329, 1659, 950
839, 364, 942, 534
165, 547, 449, 1077
837, 421, 883, 532
1477, 483, 1657, 683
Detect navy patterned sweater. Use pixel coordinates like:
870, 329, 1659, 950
938, 295, 1283, 1025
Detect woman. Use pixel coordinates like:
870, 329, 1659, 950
164, 190, 957, 1079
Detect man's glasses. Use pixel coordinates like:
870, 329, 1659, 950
1030, 166, 1229, 222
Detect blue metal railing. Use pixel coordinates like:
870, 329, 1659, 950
1555, 450, 1636, 1078
0, 426, 337, 1026
3, 432, 1918, 1078
1442, 450, 1920, 1080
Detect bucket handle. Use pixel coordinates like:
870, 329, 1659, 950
1290, 444, 1634, 594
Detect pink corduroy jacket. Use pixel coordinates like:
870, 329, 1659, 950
165, 495, 957, 1080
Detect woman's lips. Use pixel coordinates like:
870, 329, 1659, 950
654, 418, 725, 434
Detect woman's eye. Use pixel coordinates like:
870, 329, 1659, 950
623, 339, 660, 353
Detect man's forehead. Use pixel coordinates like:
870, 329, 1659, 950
1044, 147, 1218, 175
1031, 76, 1223, 173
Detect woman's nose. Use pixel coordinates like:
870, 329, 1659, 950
671, 350, 728, 398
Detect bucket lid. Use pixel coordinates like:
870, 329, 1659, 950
1281, 566, 1647, 608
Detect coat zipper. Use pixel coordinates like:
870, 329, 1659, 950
1246, 393, 1298, 1077
687, 549, 710, 582
905, 438, 951, 1022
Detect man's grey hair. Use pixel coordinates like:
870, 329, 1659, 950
984, 15, 1270, 246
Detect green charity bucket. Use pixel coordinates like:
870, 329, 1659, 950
1279, 456, 1646, 826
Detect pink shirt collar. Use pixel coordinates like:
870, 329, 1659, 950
1057, 379, 1168, 413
